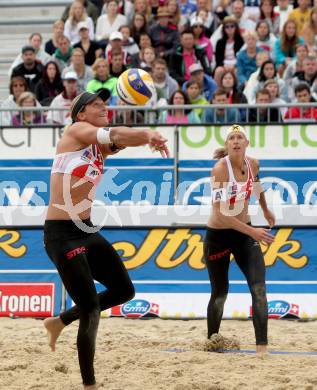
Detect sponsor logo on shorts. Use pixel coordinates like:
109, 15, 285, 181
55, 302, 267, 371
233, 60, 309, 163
111, 299, 160, 318
208, 249, 230, 261
0, 283, 54, 317
250, 300, 300, 319
66, 246, 86, 260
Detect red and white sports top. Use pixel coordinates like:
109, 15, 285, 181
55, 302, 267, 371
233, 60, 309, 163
51, 144, 104, 185
224, 155, 254, 204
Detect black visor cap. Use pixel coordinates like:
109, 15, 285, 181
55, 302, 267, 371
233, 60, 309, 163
71, 88, 111, 123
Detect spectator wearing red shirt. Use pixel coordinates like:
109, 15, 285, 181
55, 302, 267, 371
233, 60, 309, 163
285, 83, 317, 121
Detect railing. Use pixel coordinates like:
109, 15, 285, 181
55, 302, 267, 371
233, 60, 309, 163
0, 103, 316, 126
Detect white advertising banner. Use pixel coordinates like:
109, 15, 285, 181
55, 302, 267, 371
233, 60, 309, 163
0, 127, 175, 159
104, 293, 317, 319
178, 125, 317, 159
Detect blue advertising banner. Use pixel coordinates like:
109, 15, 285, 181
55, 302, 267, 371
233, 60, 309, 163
1, 227, 316, 317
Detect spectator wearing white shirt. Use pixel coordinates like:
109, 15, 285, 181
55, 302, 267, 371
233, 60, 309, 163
47, 71, 79, 125
274, 0, 293, 33
95, 0, 127, 42
64, 0, 94, 45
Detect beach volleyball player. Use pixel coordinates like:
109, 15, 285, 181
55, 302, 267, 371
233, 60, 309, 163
43, 88, 169, 389
204, 124, 275, 354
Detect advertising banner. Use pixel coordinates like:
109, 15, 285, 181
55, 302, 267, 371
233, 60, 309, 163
178, 124, 317, 159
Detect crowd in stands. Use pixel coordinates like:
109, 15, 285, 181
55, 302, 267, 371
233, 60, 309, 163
2, 0, 317, 126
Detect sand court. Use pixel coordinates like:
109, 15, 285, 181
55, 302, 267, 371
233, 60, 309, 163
0, 317, 317, 390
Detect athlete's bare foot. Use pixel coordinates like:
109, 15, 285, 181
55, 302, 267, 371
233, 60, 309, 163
43, 317, 65, 351
256, 344, 268, 354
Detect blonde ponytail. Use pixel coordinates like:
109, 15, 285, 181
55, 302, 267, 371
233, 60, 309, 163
213, 147, 228, 159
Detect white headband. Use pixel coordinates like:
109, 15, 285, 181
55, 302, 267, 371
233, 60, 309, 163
225, 124, 248, 140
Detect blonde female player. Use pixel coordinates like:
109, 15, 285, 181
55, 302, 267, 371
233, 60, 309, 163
43, 88, 169, 389
204, 124, 275, 354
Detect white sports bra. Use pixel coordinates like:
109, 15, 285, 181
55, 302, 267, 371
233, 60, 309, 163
225, 155, 254, 205
51, 144, 104, 185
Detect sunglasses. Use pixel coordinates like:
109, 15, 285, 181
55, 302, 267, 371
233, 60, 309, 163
224, 24, 236, 29
193, 24, 203, 28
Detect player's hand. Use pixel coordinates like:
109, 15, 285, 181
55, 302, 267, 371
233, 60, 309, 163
263, 209, 275, 228
251, 228, 275, 245
149, 131, 170, 158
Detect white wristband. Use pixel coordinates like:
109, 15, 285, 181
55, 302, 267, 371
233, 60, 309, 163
96, 127, 112, 144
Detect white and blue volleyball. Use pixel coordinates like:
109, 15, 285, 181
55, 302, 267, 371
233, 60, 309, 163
116, 68, 155, 105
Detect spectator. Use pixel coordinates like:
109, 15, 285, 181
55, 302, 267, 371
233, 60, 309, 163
273, 19, 304, 76
169, 29, 211, 85
11, 46, 44, 93
283, 43, 308, 84
47, 71, 78, 125
214, 16, 244, 85
249, 88, 279, 122
274, 0, 293, 33
251, 59, 287, 103
191, 16, 214, 67
9, 33, 51, 77
210, 0, 256, 49
52, 35, 73, 72
0, 76, 29, 126
149, 6, 180, 59
203, 88, 240, 123
130, 34, 153, 68
62, 48, 93, 91
95, 0, 127, 42
62, 0, 99, 25
301, 7, 317, 56
243, 50, 270, 102
182, 62, 217, 101
86, 58, 118, 105
119, 25, 140, 62
133, 0, 153, 23
258, 0, 280, 35
285, 83, 317, 120
109, 49, 127, 77
34, 61, 64, 106
74, 21, 101, 66
237, 31, 263, 90
185, 79, 209, 119
105, 31, 135, 66
114, 98, 144, 124
179, 0, 197, 20
45, 20, 65, 56
129, 13, 149, 46
255, 20, 277, 53
152, 58, 178, 103
157, 90, 201, 124
139, 46, 156, 71
11, 92, 45, 126
219, 69, 248, 121
189, 0, 220, 38
100, 0, 134, 21
64, 0, 95, 45
167, 0, 187, 31
287, 0, 311, 36
264, 79, 287, 118
288, 55, 317, 101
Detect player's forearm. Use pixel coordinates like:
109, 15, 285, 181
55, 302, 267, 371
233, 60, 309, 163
110, 127, 150, 147
259, 192, 269, 213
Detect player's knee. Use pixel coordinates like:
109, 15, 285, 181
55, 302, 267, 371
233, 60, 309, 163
251, 282, 266, 301
213, 291, 228, 307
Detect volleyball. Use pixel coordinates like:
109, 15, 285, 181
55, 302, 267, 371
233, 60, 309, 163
116, 68, 156, 106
